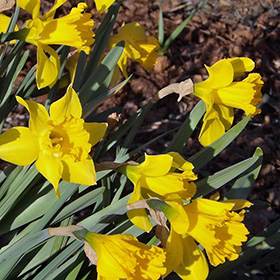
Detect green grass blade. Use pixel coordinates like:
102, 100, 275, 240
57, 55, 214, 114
158, 0, 164, 47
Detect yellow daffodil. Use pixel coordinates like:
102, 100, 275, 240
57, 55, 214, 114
0, 85, 107, 197
107, 22, 160, 81
119, 152, 197, 232
0, 13, 18, 44
15, 0, 95, 89
85, 232, 166, 280
163, 198, 251, 279
193, 57, 263, 146
95, 0, 115, 14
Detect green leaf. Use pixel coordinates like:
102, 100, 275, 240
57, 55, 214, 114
226, 147, 263, 199
194, 149, 261, 197
189, 114, 251, 172
165, 100, 205, 153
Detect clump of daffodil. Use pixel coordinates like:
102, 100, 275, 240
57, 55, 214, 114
193, 57, 263, 146
162, 198, 252, 279
95, 0, 115, 14
118, 152, 197, 232
85, 232, 166, 280
0, 85, 107, 198
15, 0, 95, 89
107, 22, 160, 83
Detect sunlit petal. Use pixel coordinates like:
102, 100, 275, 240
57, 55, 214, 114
36, 151, 63, 198
94, 0, 115, 14
83, 122, 108, 146
50, 85, 82, 121
16, 96, 49, 135
61, 155, 96, 186
0, 127, 39, 165
36, 44, 60, 89
17, 0, 40, 19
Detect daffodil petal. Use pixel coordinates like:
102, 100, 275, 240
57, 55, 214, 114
95, 0, 115, 14
228, 57, 255, 78
199, 109, 226, 146
17, 0, 40, 19
214, 104, 234, 130
129, 154, 173, 177
41, 0, 67, 21
0, 14, 18, 44
164, 228, 184, 278
36, 151, 63, 198
175, 234, 209, 280
36, 44, 60, 89
0, 127, 40, 165
61, 155, 96, 186
204, 59, 234, 88
50, 84, 82, 121
83, 122, 108, 146
127, 185, 153, 232
16, 96, 49, 135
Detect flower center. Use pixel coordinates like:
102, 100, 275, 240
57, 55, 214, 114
41, 115, 91, 161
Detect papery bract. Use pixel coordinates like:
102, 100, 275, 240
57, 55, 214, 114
193, 57, 263, 146
16, 0, 94, 89
85, 232, 166, 280
0, 85, 107, 197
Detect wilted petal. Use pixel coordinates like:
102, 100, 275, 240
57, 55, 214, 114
50, 85, 82, 121
0, 127, 40, 165
83, 122, 108, 146
16, 96, 49, 135
36, 151, 63, 198
61, 155, 96, 186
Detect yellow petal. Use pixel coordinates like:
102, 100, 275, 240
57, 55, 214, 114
50, 85, 82, 121
83, 122, 108, 146
0, 13, 18, 44
95, 0, 115, 14
214, 104, 234, 130
128, 154, 173, 177
175, 234, 209, 280
228, 57, 255, 78
36, 151, 63, 198
0, 127, 40, 165
127, 183, 153, 232
36, 44, 60, 89
204, 59, 234, 88
164, 228, 184, 278
16, 96, 49, 136
17, 0, 40, 19
164, 201, 189, 235
213, 73, 263, 115
41, 0, 67, 21
61, 155, 96, 186
199, 109, 226, 146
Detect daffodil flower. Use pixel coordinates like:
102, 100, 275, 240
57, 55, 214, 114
119, 152, 197, 232
193, 57, 263, 146
85, 232, 166, 280
163, 198, 252, 279
15, 0, 95, 89
95, 0, 115, 14
107, 22, 160, 82
0, 85, 107, 197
